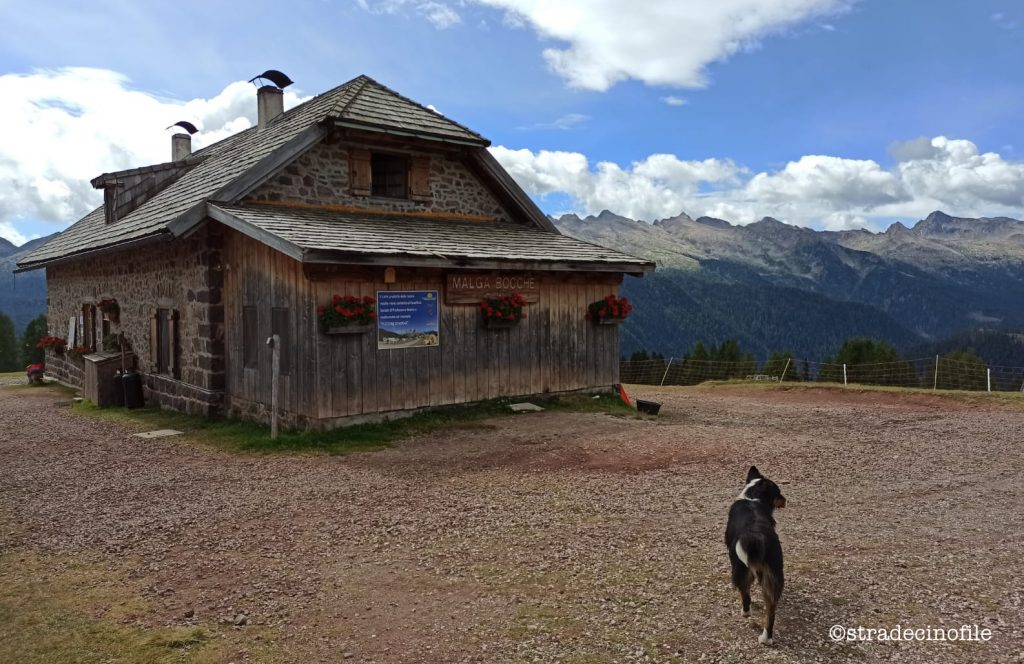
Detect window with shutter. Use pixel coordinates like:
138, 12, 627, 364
243, 306, 258, 369
150, 308, 179, 376
370, 153, 408, 198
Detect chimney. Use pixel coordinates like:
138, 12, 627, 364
257, 85, 284, 130
171, 133, 191, 161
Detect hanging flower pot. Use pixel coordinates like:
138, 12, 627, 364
318, 295, 377, 335
586, 294, 633, 325
480, 292, 527, 329
97, 298, 120, 323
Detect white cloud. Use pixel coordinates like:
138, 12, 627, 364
491, 137, 1024, 228
661, 96, 688, 107
357, 0, 462, 29
491, 146, 744, 220
0, 67, 306, 244
520, 113, 590, 130
474, 0, 851, 90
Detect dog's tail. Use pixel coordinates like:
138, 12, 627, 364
736, 534, 784, 598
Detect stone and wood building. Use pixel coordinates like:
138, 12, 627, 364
18, 75, 653, 429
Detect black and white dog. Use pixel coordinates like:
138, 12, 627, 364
725, 465, 786, 645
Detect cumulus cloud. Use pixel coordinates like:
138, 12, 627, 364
491, 137, 1024, 228
661, 96, 688, 107
491, 146, 744, 220
475, 0, 851, 90
0, 67, 306, 243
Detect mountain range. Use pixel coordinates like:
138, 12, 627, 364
554, 210, 1024, 362
0, 235, 52, 333
3, 211, 1024, 365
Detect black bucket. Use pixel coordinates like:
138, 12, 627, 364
112, 370, 126, 407
122, 371, 144, 409
636, 399, 661, 415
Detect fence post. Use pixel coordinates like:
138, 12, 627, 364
987, 368, 991, 392
933, 355, 939, 390
842, 364, 847, 386
660, 357, 674, 386
780, 358, 791, 382
267, 333, 280, 440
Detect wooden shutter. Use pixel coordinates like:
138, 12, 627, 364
243, 306, 258, 369
169, 310, 180, 378
149, 310, 159, 367
350, 149, 371, 196
409, 156, 431, 201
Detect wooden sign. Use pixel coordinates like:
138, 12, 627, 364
446, 273, 540, 304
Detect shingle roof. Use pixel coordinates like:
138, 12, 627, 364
18, 75, 491, 270
210, 204, 652, 271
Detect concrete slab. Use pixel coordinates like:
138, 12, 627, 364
133, 429, 184, 439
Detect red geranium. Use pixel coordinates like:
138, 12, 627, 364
588, 294, 632, 322
480, 292, 528, 324
320, 294, 376, 328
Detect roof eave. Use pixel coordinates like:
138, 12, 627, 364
331, 119, 490, 148
302, 249, 652, 274
14, 231, 172, 273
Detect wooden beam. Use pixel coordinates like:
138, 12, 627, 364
205, 205, 306, 262
301, 250, 651, 274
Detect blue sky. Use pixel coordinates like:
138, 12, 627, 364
1, 0, 1023, 243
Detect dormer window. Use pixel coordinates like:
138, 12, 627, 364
370, 153, 408, 198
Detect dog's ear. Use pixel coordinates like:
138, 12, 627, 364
746, 466, 762, 482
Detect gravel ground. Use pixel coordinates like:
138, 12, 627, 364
2, 384, 1023, 663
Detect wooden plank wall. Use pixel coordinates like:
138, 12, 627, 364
222, 229, 623, 424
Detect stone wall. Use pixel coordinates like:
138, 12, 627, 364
245, 138, 513, 222
44, 224, 225, 415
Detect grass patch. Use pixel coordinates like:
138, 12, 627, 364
70, 390, 638, 455
0, 552, 277, 664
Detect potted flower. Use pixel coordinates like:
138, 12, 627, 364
67, 345, 91, 361
36, 336, 67, 354
25, 363, 45, 384
97, 298, 119, 323
586, 294, 632, 325
481, 292, 527, 328
318, 294, 376, 334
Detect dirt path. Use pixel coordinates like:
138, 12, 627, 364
2, 384, 1023, 662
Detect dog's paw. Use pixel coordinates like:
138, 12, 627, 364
741, 610, 750, 618
758, 629, 773, 646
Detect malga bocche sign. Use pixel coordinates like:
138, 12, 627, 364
445, 273, 540, 304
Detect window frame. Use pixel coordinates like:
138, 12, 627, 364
370, 152, 409, 199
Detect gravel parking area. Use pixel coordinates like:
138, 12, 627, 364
2, 383, 1023, 663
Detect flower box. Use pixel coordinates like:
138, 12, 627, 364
322, 323, 374, 335
587, 294, 633, 325
318, 294, 377, 335
484, 317, 519, 329
481, 291, 528, 329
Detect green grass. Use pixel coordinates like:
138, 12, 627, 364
0, 552, 279, 663
71, 391, 637, 455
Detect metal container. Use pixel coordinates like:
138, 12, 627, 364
636, 399, 661, 415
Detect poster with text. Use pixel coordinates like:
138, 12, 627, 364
377, 290, 440, 350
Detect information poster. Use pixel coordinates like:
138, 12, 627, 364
377, 291, 440, 350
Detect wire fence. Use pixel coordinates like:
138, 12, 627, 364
619, 355, 1024, 393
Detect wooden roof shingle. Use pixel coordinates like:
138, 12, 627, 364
19, 75, 491, 270
208, 204, 653, 273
